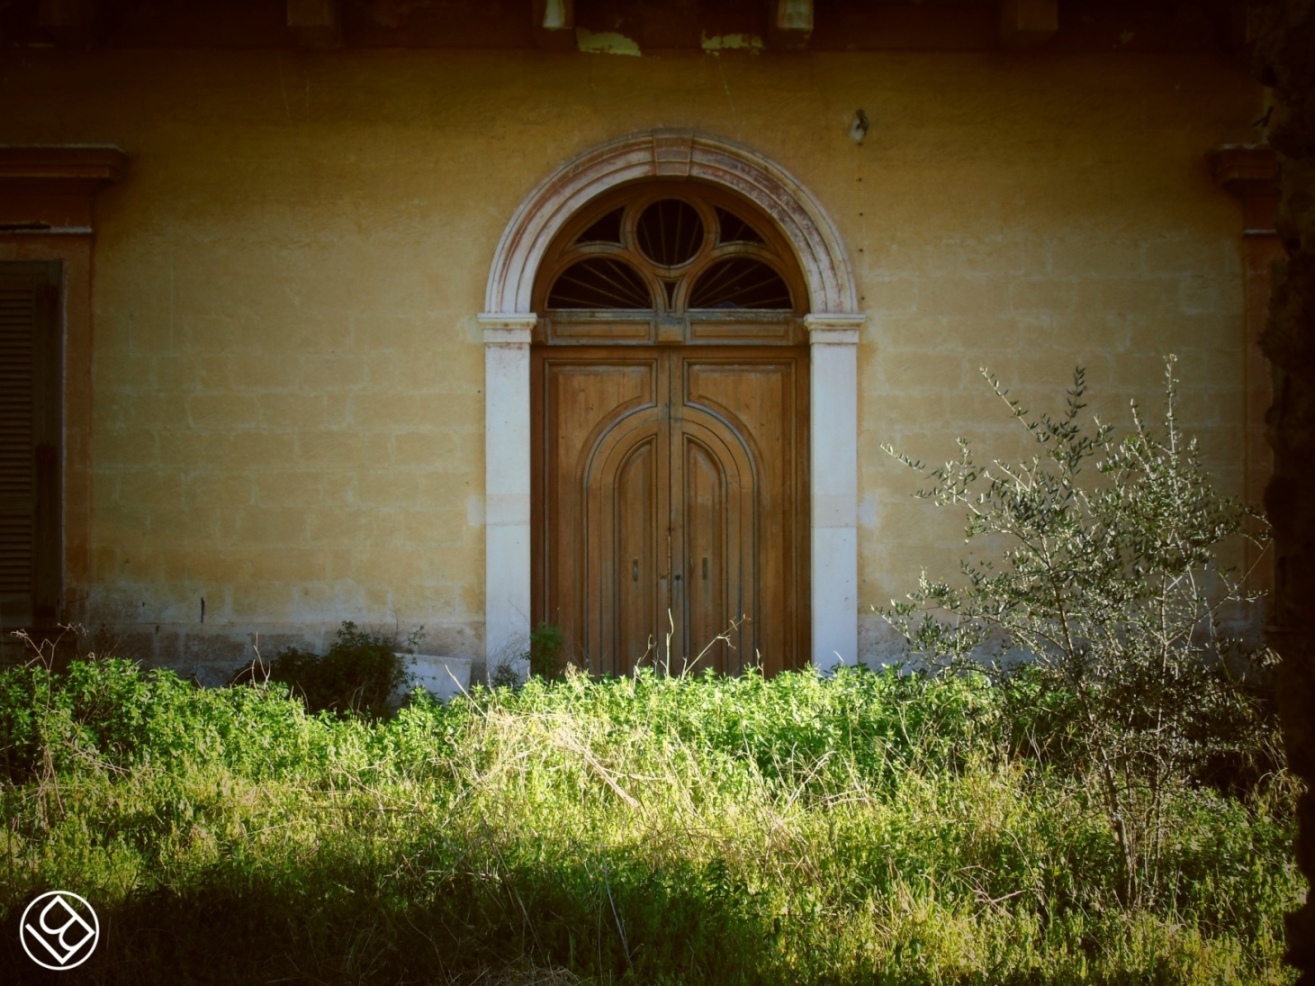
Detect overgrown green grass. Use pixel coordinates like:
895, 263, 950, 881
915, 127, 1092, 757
0, 657, 1302, 984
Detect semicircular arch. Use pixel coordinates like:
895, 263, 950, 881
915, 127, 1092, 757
484, 130, 858, 316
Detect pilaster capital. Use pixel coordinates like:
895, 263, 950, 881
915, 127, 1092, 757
478, 313, 537, 346
804, 313, 865, 345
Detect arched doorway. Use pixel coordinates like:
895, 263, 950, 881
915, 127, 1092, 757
480, 131, 863, 674
530, 183, 809, 676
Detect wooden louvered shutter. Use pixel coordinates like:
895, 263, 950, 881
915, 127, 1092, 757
0, 262, 61, 629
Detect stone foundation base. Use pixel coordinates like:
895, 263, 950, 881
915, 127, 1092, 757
1, 621, 485, 687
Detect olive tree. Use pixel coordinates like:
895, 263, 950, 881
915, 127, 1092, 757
882, 358, 1273, 906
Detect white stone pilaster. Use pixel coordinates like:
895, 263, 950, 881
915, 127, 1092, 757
805, 313, 864, 670
479, 314, 537, 668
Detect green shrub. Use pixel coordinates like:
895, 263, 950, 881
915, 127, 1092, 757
527, 621, 566, 679
882, 359, 1280, 906
238, 621, 420, 720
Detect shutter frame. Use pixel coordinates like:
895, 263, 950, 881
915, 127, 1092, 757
0, 262, 61, 628
34, 281, 61, 623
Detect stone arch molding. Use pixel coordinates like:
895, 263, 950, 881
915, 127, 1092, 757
479, 130, 864, 672
484, 130, 859, 316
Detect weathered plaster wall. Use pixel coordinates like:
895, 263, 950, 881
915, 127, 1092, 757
0, 47, 1261, 678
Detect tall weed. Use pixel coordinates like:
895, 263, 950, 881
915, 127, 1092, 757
0, 653, 1300, 984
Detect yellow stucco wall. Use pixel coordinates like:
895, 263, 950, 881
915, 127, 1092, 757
0, 48, 1261, 676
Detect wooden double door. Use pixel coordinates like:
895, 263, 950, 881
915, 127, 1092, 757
532, 346, 809, 677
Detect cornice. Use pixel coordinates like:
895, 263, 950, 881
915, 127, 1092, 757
0, 146, 128, 234
1208, 145, 1278, 237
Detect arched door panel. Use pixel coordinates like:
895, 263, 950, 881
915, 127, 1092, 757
674, 425, 748, 676
683, 357, 808, 671
532, 358, 651, 668
586, 412, 667, 676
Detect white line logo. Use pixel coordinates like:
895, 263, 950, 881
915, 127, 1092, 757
20, 891, 99, 971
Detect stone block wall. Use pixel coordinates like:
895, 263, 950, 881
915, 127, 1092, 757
0, 47, 1264, 681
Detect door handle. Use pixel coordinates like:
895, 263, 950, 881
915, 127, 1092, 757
632, 560, 639, 582
702, 557, 708, 580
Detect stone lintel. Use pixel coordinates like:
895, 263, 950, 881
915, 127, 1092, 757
531, 0, 575, 49
768, 0, 814, 50
1000, 0, 1058, 50
37, 0, 103, 43
287, 0, 341, 49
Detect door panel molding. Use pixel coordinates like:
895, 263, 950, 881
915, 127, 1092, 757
534, 346, 806, 677
673, 415, 754, 674
586, 407, 665, 674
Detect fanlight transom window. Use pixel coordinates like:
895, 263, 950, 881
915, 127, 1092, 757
540, 186, 797, 315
